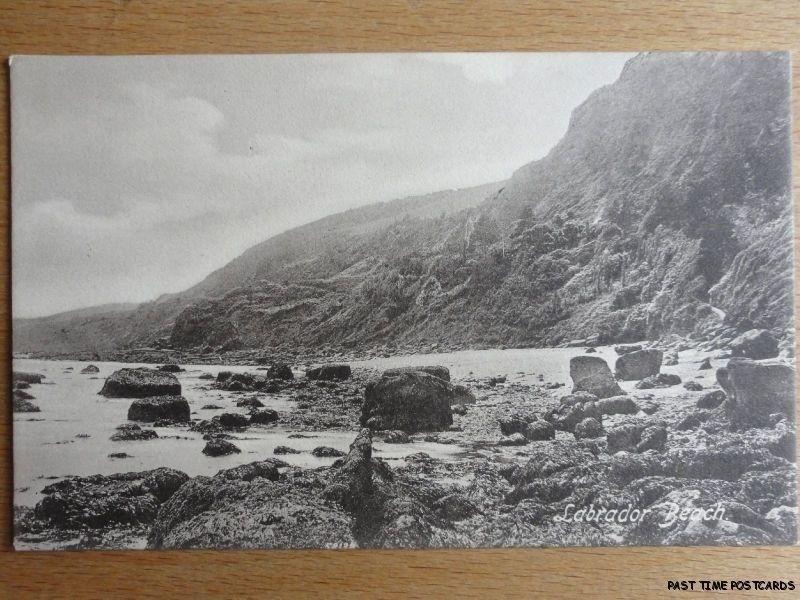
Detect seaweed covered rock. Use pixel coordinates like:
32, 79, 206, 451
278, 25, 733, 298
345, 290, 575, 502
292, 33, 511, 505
307, 364, 352, 381
217, 413, 250, 430
146, 459, 355, 549
498, 433, 528, 446
236, 397, 264, 409
361, 372, 454, 432
635, 373, 681, 389
249, 409, 279, 425
546, 400, 603, 432
202, 439, 241, 457
607, 422, 667, 453
80, 364, 100, 374
614, 349, 663, 381
627, 484, 777, 546
383, 365, 450, 382
267, 364, 294, 380
525, 420, 556, 441
569, 356, 624, 399
574, 417, 604, 439
596, 395, 639, 416
13, 371, 45, 384
312, 446, 346, 458
110, 423, 158, 441
33, 468, 188, 530
697, 389, 726, 410
498, 413, 530, 436
127, 396, 190, 423
100, 368, 181, 398
158, 363, 184, 373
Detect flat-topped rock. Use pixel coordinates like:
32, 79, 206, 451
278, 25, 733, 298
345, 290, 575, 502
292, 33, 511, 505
361, 371, 454, 432
127, 396, 190, 423
382, 365, 450, 382
307, 364, 352, 381
110, 423, 158, 441
100, 368, 181, 398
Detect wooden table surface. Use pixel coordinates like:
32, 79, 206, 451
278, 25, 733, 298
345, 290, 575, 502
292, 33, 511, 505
1, 2, 798, 597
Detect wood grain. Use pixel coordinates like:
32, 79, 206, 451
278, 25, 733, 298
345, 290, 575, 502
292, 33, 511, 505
1, 1, 799, 597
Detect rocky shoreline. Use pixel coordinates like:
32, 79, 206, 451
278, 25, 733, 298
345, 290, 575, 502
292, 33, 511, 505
13, 333, 797, 550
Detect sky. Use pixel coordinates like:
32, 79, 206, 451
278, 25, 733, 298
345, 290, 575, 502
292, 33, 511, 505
11, 52, 633, 318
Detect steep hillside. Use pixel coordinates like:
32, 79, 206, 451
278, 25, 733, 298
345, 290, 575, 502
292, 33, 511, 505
14, 52, 793, 359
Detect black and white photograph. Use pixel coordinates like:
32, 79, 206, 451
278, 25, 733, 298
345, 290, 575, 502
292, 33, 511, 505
10, 51, 796, 551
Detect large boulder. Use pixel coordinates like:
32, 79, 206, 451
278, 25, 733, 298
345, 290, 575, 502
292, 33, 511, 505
717, 358, 795, 428
33, 468, 188, 530
127, 396, 190, 423
100, 368, 181, 398
382, 365, 450, 382
730, 329, 779, 360
80, 364, 100, 374
614, 349, 663, 381
569, 356, 624, 399
361, 371, 454, 432
306, 364, 352, 381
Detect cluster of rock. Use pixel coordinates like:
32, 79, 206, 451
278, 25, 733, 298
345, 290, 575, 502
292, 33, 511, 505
16, 336, 795, 549
215, 365, 296, 392
12, 371, 46, 413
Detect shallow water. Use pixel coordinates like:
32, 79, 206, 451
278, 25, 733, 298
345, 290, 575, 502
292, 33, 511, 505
14, 344, 697, 507
14, 357, 474, 507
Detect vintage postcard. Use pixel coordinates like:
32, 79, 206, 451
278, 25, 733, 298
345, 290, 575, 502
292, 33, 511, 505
10, 52, 795, 550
